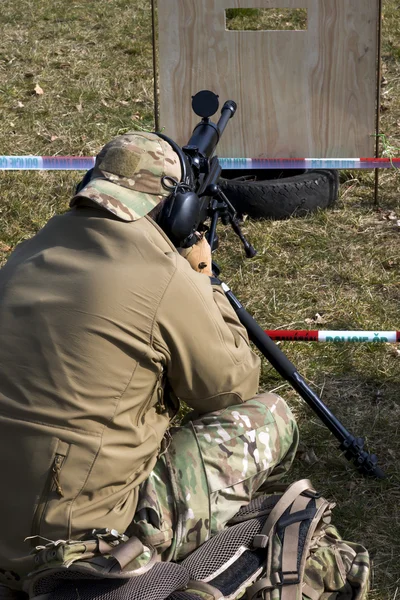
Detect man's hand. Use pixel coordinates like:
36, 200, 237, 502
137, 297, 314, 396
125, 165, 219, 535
178, 233, 213, 276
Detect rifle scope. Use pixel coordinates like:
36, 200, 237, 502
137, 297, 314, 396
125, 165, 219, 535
184, 91, 237, 159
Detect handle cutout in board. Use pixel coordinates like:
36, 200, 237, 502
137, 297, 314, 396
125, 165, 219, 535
225, 8, 307, 31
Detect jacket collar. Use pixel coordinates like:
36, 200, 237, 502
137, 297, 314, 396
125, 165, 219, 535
142, 215, 178, 254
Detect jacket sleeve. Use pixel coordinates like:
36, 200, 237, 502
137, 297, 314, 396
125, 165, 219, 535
153, 254, 261, 414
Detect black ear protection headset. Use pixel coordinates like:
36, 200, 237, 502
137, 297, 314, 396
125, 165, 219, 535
155, 132, 201, 248
75, 133, 201, 248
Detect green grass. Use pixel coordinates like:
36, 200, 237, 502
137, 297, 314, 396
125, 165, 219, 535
225, 8, 308, 31
0, 0, 400, 597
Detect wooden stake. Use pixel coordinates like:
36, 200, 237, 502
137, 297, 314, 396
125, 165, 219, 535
374, 0, 383, 206
151, 0, 159, 131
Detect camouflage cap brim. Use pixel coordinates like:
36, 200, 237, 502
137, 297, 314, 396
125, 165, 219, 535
71, 178, 163, 222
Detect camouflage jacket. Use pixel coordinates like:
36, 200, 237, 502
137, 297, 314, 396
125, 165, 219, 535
0, 207, 260, 589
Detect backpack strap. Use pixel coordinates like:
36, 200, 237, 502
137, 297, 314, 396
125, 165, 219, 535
279, 493, 314, 599
291, 496, 334, 599
258, 493, 316, 600
300, 583, 321, 600
253, 479, 315, 550
249, 492, 334, 600
274, 495, 333, 600
247, 480, 326, 600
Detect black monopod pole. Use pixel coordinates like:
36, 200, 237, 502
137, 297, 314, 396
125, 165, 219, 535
207, 215, 384, 478
222, 281, 384, 479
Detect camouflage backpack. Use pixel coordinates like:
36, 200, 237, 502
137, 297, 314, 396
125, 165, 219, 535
178, 479, 370, 600
24, 479, 370, 600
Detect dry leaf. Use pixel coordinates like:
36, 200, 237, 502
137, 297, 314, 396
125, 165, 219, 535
380, 210, 396, 221
0, 242, 11, 252
389, 346, 400, 357
305, 313, 326, 325
34, 83, 44, 95
314, 313, 327, 324
303, 448, 318, 465
296, 443, 318, 466
76, 104, 83, 112
383, 259, 396, 269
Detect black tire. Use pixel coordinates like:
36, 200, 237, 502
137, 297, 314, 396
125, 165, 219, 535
219, 169, 339, 220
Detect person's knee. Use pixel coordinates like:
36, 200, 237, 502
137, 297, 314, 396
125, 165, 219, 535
245, 392, 299, 457
245, 392, 297, 429
190, 393, 299, 464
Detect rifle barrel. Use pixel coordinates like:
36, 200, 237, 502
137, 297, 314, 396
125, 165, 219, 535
216, 101, 237, 137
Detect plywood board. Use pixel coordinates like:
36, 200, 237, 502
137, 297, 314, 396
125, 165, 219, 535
158, 0, 379, 158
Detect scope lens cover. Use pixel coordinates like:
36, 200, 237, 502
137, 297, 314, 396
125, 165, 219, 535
192, 90, 219, 118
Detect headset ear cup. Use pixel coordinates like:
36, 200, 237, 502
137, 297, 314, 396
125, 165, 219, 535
75, 168, 94, 194
155, 132, 198, 246
159, 191, 200, 247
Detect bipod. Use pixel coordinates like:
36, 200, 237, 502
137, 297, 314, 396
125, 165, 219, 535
203, 184, 257, 258
206, 200, 384, 479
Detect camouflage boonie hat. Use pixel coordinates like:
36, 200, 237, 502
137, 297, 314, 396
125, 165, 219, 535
71, 132, 182, 221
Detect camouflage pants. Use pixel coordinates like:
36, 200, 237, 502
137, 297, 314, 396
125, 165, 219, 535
129, 393, 299, 562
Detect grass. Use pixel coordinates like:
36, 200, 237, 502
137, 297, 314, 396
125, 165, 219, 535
225, 8, 308, 31
0, 0, 399, 597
